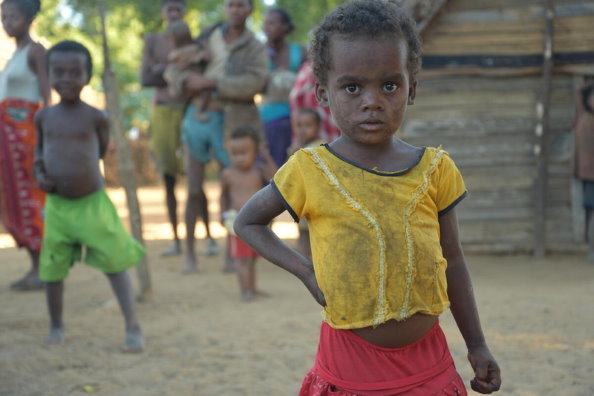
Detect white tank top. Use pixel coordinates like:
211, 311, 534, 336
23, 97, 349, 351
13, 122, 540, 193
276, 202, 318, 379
0, 44, 41, 102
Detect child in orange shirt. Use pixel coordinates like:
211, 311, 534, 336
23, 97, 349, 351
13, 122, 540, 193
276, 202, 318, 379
235, 1, 501, 394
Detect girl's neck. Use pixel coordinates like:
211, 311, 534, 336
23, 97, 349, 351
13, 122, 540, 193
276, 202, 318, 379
268, 37, 285, 51
15, 33, 32, 49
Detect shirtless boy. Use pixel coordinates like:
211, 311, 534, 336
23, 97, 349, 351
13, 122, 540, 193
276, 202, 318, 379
220, 126, 276, 300
35, 40, 145, 352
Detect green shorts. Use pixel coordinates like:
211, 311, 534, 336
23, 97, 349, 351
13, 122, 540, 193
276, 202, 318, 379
39, 190, 145, 282
149, 104, 184, 176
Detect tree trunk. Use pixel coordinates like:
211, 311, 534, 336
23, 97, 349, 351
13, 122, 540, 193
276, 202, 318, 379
98, 1, 152, 300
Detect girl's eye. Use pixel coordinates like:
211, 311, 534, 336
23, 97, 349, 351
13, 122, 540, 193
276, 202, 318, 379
383, 82, 398, 93
345, 84, 359, 94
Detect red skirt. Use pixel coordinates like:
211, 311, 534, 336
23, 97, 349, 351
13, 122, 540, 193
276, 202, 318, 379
299, 321, 467, 396
0, 99, 44, 251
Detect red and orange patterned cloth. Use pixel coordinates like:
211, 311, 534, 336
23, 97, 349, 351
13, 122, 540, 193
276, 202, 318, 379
0, 98, 44, 251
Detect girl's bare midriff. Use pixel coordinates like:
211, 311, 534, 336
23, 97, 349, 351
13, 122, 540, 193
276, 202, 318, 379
351, 313, 438, 348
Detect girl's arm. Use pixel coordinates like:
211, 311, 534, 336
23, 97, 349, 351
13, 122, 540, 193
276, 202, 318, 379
234, 185, 325, 306
29, 43, 50, 107
440, 208, 501, 394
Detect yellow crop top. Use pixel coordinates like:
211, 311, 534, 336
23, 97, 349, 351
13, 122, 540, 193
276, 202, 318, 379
271, 145, 467, 329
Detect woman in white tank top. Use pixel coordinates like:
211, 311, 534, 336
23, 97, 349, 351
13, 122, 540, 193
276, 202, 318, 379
0, 0, 50, 290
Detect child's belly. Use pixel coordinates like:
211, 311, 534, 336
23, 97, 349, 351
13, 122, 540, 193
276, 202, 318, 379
351, 313, 438, 348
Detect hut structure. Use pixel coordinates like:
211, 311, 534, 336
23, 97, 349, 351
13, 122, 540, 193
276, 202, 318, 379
400, 0, 594, 254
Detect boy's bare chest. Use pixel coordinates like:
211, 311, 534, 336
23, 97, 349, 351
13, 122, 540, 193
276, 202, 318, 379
229, 169, 263, 191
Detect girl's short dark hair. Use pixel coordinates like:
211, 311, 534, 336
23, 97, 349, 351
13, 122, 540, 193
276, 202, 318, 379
267, 7, 295, 34
2, 0, 41, 20
47, 40, 93, 81
310, 0, 422, 85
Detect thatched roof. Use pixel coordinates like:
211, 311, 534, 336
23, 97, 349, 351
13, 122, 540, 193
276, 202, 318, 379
397, 0, 448, 32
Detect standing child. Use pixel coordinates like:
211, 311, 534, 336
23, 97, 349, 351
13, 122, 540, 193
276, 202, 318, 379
35, 40, 145, 352
163, 20, 211, 121
574, 83, 594, 262
287, 108, 324, 260
235, 1, 501, 394
220, 125, 277, 301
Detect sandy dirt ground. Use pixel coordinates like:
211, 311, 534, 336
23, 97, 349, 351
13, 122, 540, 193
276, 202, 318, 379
1, 184, 593, 396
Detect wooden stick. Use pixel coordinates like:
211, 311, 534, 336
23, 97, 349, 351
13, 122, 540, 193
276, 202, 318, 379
98, 1, 152, 300
533, 0, 555, 258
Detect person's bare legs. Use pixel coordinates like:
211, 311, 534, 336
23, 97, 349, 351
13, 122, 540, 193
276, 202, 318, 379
222, 236, 235, 273
105, 271, 144, 352
10, 248, 44, 290
161, 174, 181, 256
184, 148, 206, 273
235, 257, 255, 301
586, 209, 594, 263
44, 280, 64, 344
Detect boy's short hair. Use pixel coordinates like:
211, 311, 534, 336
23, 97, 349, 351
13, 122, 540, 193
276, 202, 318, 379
310, 0, 422, 86
47, 40, 93, 81
230, 125, 260, 146
297, 108, 321, 126
1, 0, 41, 20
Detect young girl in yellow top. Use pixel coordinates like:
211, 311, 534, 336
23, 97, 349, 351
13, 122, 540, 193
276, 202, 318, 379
234, 1, 501, 394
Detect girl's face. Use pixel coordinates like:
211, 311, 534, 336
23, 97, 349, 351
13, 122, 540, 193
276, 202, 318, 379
315, 36, 416, 148
263, 11, 288, 42
1, 2, 30, 38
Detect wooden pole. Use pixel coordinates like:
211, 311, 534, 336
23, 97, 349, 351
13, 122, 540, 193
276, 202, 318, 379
98, 2, 152, 299
533, 0, 555, 259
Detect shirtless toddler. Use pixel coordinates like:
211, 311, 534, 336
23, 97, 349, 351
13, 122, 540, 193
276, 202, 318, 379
163, 20, 210, 121
35, 40, 145, 352
220, 125, 277, 300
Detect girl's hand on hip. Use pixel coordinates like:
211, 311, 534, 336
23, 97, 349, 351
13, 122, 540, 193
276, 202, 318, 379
302, 269, 326, 307
468, 345, 501, 393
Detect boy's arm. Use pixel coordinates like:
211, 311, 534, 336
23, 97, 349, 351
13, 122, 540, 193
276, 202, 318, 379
219, 170, 231, 223
33, 110, 55, 192
234, 185, 325, 306
29, 43, 50, 107
440, 208, 501, 394
97, 112, 110, 159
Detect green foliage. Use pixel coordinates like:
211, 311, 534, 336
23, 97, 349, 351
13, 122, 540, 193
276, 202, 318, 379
31, 0, 345, 128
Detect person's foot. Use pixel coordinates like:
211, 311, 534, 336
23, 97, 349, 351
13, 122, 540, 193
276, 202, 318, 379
241, 290, 255, 302
161, 241, 182, 257
44, 328, 64, 344
255, 290, 270, 298
123, 329, 144, 353
10, 274, 44, 291
202, 238, 220, 256
183, 253, 198, 274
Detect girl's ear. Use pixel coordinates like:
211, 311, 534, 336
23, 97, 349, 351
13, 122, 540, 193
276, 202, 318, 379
315, 83, 329, 108
408, 80, 417, 105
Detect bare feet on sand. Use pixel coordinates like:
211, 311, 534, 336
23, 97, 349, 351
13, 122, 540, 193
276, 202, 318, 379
241, 290, 270, 302
183, 253, 198, 274
161, 241, 182, 257
123, 329, 144, 353
44, 328, 64, 344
